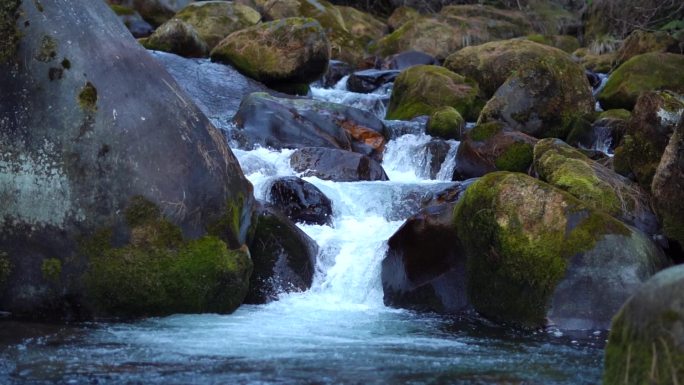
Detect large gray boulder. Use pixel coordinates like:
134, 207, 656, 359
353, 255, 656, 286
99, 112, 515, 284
0, 0, 255, 318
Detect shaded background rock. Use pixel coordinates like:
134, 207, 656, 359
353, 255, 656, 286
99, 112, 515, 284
268, 177, 333, 226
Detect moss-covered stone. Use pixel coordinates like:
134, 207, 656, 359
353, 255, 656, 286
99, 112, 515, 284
598, 53, 684, 110
83, 196, 252, 317
426, 106, 465, 140
573, 47, 616, 73
468, 121, 504, 142
494, 142, 533, 172
0, 0, 21, 64
41, 258, 62, 285
78, 81, 98, 111
36, 35, 57, 63
387, 5, 419, 31
603, 265, 684, 385
525, 34, 579, 53
652, 117, 684, 249
371, 16, 460, 61
386, 65, 483, 121
141, 19, 208, 58
175, 1, 261, 49
614, 29, 679, 66
335, 5, 387, 46
210, 17, 330, 86
453, 172, 637, 329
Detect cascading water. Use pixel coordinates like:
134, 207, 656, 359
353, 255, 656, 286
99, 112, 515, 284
0, 82, 605, 385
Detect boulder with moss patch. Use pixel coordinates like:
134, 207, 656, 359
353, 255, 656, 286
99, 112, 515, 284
613, 91, 684, 189
534, 138, 657, 234
211, 18, 329, 90
453, 172, 670, 330
603, 264, 684, 385
652, 116, 684, 250
573, 47, 616, 73
386, 65, 483, 121
426, 106, 465, 141
387, 6, 419, 31
0, 0, 254, 319
525, 34, 579, 53
453, 122, 537, 180
335, 5, 387, 46
614, 29, 680, 66
598, 53, 684, 110
141, 19, 208, 57
175, 1, 261, 50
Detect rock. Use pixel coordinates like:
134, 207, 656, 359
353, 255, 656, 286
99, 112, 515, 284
421, 140, 452, 179
386, 65, 483, 121
108, 4, 154, 38
175, 1, 261, 50
598, 53, 684, 110
370, 17, 459, 62
534, 138, 658, 234
290, 147, 389, 182
453, 122, 537, 180
232, 92, 388, 160
567, 109, 630, 152
346, 69, 400, 94
444, 39, 589, 99
244, 205, 318, 304
652, 116, 684, 250
525, 34, 580, 53
141, 19, 208, 58
319, 59, 352, 88
585, 0, 684, 41
426, 106, 465, 141
335, 5, 387, 45
382, 50, 438, 70
439, 4, 531, 39
603, 264, 684, 385
453, 172, 670, 330
387, 6, 419, 31
0, 0, 255, 319
109, 0, 188, 28
268, 176, 333, 226
382, 202, 469, 313
614, 30, 680, 66
211, 18, 329, 89
573, 48, 616, 73
613, 91, 684, 189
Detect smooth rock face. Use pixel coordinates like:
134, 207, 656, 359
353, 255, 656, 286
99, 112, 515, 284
603, 264, 684, 385
290, 147, 389, 182
453, 172, 670, 330
245, 205, 318, 304
141, 19, 208, 58
0, 0, 254, 318
652, 116, 684, 250
211, 17, 330, 87
232, 93, 388, 160
175, 1, 261, 49
268, 177, 333, 226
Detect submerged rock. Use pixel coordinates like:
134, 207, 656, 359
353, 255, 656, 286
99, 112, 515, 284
603, 264, 684, 385
453, 172, 670, 330
0, 0, 254, 319
290, 147, 389, 182
268, 177, 333, 226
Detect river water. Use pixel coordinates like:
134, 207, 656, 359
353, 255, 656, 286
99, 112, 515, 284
0, 63, 605, 384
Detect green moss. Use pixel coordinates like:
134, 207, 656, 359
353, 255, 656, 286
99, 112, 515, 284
426, 106, 465, 140
0, 252, 11, 288
83, 196, 252, 317
599, 109, 631, 121
109, 4, 135, 16
207, 193, 246, 250
495, 142, 533, 172
35, 35, 58, 62
469, 121, 504, 142
78, 82, 98, 111
0, 0, 21, 64
41, 258, 62, 284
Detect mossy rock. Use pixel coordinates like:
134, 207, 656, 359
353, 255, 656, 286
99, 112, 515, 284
371, 16, 463, 62
440, 4, 532, 39
652, 117, 684, 249
453, 172, 669, 329
211, 17, 330, 86
426, 106, 465, 140
603, 264, 684, 385
614, 29, 679, 66
573, 48, 616, 73
444, 39, 588, 99
335, 5, 387, 46
386, 65, 483, 121
453, 123, 536, 180
598, 53, 684, 110
175, 1, 261, 49
387, 6, 419, 31
475, 48, 594, 139
525, 34, 579, 53
534, 138, 656, 232
585, 0, 684, 41
84, 197, 253, 317
141, 19, 208, 58
613, 91, 684, 189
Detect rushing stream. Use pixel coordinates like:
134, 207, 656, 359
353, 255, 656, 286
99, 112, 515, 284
0, 71, 606, 384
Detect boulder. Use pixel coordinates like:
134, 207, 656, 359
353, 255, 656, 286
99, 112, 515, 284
614, 30, 680, 66
0, 0, 255, 319
381, 50, 438, 70
211, 17, 330, 89
335, 5, 387, 45
108, 4, 154, 38
597, 53, 684, 110
613, 91, 684, 189
175, 1, 261, 50
652, 116, 684, 250
346, 69, 400, 94
387, 6, 419, 31
268, 176, 333, 226
439, 4, 531, 39
453, 122, 537, 180
319, 59, 352, 88
476, 51, 594, 139
444, 39, 588, 99
141, 19, 208, 58
371, 16, 460, 61
382, 202, 468, 313
290, 147, 389, 182
525, 34, 580, 53
453, 172, 670, 330
386, 65, 483, 121
603, 264, 684, 385
244, 205, 318, 304
426, 106, 465, 141
232, 92, 387, 160
534, 138, 657, 234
